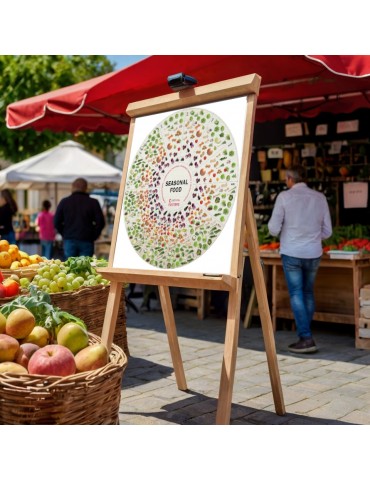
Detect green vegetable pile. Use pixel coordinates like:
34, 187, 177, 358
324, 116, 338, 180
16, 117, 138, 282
0, 285, 86, 342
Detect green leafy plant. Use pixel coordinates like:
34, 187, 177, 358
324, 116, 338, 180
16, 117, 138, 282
0, 285, 86, 342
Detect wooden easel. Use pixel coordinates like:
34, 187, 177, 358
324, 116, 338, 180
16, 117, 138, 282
99, 74, 285, 424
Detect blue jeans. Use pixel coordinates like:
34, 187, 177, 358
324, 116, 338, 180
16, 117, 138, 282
281, 254, 321, 339
1, 231, 16, 244
63, 239, 94, 260
41, 240, 54, 259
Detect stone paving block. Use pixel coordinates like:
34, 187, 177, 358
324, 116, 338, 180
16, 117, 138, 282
339, 409, 370, 424
308, 397, 367, 419
284, 396, 331, 414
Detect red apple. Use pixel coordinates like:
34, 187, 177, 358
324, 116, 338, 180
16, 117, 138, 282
14, 342, 40, 369
75, 343, 109, 372
28, 344, 76, 376
2, 278, 20, 298
0, 333, 20, 362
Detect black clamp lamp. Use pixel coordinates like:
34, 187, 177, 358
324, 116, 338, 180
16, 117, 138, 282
167, 73, 198, 91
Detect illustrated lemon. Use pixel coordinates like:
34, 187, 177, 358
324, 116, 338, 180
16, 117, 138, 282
0, 251, 12, 268
0, 240, 10, 252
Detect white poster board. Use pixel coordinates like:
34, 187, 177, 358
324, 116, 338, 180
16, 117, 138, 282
113, 97, 247, 276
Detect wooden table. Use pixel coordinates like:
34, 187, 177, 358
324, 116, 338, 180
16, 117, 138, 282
246, 251, 370, 349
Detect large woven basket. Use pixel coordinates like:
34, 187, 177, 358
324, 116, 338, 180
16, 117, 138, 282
1, 266, 38, 280
49, 284, 129, 356
0, 333, 127, 425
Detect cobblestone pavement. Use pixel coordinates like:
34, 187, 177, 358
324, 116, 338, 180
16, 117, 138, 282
118, 302, 370, 425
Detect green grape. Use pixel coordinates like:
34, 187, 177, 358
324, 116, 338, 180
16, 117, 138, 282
49, 281, 59, 293
72, 279, 81, 290
66, 273, 75, 283
57, 277, 67, 288
43, 271, 52, 280
38, 278, 50, 288
20, 278, 30, 288
65, 283, 73, 291
50, 266, 60, 278
75, 276, 85, 285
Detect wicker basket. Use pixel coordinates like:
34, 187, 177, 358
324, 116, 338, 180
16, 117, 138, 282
49, 284, 129, 356
1, 266, 38, 280
0, 333, 127, 425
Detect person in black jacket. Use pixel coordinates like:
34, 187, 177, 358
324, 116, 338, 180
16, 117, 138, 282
0, 189, 18, 244
54, 178, 105, 259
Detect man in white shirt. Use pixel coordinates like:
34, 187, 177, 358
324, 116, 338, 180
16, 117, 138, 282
268, 165, 332, 353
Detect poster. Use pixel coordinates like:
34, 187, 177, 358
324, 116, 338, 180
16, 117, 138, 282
113, 97, 247, 275
343, 182, 368, 209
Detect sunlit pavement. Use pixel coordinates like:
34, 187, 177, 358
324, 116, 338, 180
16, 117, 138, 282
118, 301, 370, 425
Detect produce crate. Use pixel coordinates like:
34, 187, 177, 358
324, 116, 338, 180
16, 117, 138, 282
50, 284, 129, 356
0, 333, 127, 425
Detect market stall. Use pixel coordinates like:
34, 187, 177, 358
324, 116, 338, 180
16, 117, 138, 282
255, 251, 370, 349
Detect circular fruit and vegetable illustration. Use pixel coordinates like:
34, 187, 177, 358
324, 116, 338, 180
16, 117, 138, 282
123, 107, 239, 269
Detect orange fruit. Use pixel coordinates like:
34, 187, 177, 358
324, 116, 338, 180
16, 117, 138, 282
20, 258, 31, 267
0, 251, 12, 268
0, 240, 10, 252
8, 247, 20, 262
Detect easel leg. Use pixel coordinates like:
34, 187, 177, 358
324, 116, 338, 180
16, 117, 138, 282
245, 190, 285, 415
101, 281, 123, 352
158, 285, 187, 391
216, 277, 242, 425
243, 286, 256, 329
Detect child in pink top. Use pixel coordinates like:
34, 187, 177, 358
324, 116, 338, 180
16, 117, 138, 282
36, 200, 56, 259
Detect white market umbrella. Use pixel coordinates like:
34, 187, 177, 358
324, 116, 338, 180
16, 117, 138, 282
0, 140, 122, 203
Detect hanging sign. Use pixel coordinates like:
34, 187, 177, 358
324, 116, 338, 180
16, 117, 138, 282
267, 147, 283, 159
343, 182, 368, 209
285, 123, 303, 137
337, 119, 359, 134
315, 124, 328, 136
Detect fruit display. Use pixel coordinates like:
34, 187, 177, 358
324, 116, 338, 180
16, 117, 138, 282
0, 239, 43, 270
0, 293, 109, 376
322, 224, 370, 254
26, 256, 109, 294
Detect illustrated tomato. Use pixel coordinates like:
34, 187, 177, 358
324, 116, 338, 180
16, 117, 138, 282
2, 278, 20, 297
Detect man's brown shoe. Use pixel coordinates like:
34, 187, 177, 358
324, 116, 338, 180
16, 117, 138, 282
288, 338, 318, 353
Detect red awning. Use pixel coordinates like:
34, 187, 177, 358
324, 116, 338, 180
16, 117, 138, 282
6, 55, 370, 134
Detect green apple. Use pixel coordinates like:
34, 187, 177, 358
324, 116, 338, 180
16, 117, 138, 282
21, 326, 50, 347
57, 322, 89, 354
